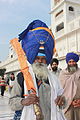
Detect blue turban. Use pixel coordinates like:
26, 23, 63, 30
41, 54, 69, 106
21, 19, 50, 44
18, 20, 54, 64
66, 52, 79, 63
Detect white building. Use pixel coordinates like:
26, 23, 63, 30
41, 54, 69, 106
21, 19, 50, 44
0, 43, 20, 76
0, 0, 80, 74
50, 0, 80, 68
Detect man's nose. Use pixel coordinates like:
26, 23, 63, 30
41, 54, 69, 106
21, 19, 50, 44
70, 61, 75, 65
70, 62, 73, 65
38, 59, 42, 63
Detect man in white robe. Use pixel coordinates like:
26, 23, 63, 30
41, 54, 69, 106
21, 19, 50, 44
9, 51, 66, 120
9, 20, 66, 120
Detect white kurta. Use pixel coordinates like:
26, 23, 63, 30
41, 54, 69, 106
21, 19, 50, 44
20, 65, 66, 120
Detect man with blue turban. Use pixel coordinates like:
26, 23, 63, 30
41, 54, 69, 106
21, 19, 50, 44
9, 20, 66, 120
59, 52, 80, 120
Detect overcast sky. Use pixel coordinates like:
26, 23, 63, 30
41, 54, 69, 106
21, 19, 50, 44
0, 0, 50, 61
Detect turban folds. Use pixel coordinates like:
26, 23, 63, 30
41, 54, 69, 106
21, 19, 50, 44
66, 52, 79, 63
18, 20, 55, 64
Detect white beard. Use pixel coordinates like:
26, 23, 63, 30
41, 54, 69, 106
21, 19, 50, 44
32, 62, 48, 81
68, 64, 78, 73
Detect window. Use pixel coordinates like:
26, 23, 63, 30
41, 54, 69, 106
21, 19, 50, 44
69, 6, 74, 11
11, 55, 13, 58
55, 10, 63, 17
56, 22, 64, 32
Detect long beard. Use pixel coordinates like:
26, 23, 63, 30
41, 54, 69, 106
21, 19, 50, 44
32, 62, 48, 81
67, 64, 78, 73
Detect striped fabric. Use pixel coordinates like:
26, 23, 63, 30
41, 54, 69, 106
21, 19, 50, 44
0, 79, 6, 86
37, 46, 46, 57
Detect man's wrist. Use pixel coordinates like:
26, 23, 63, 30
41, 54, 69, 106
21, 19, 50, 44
21, 98, 30, 106
21, 99, 26, 105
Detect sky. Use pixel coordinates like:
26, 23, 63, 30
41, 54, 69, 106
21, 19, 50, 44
0, 0, 51, 61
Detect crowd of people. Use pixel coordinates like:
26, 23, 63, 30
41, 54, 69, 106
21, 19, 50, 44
0, 20, 80, 120
0, 72, 15, 96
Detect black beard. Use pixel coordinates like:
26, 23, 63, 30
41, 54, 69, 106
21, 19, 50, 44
67, 64, 78, 73
52, 67, 57, 72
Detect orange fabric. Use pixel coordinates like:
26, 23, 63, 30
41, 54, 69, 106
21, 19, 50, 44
32, 27, 56, 54
23, 94, 28, 97
53, 40, 56, 53
23, 92, 36, 97
10, 38, 36, 94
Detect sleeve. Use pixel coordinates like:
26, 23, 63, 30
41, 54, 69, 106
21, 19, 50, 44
55, 75, 64, 96
59, 70, 66, 88
48, 71, 63, 96
9, 77, 24, 111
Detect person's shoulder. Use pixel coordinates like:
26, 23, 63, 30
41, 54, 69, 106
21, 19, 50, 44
78, 68, 80, 71
57, 68, 62, 74
48, 69, 58, 79
60, 68, 66, 73
59, 69, 68, 78
17, 72, 24, 81
58, 68, 62, 71
76, 68, 80, 73
17, 72, 24, 88
17, 72, 23, 76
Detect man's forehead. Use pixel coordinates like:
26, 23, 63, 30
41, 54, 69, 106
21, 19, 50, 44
52, 63, 58, 66
68, 59, 76, 63
52, 62, 57, 64
36, 56, 46, 59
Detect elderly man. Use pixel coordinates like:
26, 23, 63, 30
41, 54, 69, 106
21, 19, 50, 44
9, 20, 66, 120
59, 52, 80, 120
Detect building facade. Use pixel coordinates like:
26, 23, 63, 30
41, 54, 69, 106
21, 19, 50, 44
50, 0, 80, 68
0, 44, 20, 76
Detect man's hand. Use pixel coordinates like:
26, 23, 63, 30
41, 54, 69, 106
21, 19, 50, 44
21, 94, 39, 106
55, 96, 65, 108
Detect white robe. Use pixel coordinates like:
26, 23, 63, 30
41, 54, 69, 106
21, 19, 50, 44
20, 64, 66, 120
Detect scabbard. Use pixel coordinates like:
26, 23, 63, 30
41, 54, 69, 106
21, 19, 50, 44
10, 38, 36, 93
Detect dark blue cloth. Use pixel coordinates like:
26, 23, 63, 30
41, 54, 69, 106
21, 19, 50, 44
19, 20, 48, 41
66, 52, 79, 63
13, 110, 22, 120
18, 20, 54, 65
